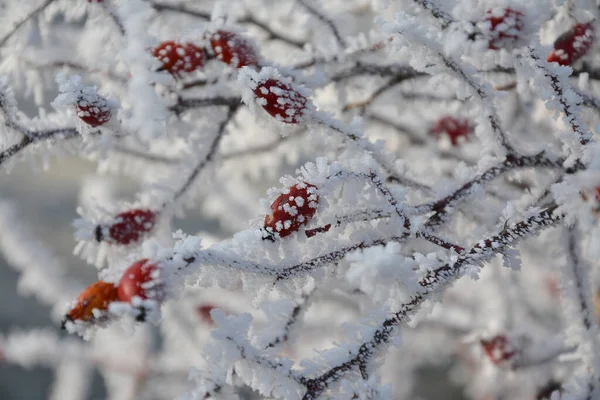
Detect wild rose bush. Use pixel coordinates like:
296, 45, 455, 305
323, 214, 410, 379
1, 0, 600, 399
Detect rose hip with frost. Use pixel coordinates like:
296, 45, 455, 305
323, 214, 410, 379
547, 22, 594, 66
117, 259, 162, 302
254, 79, 308, 124
264, 183, 319, 238
95, 209, 156, 245
152, 40, 205, 78
430, 116, 472, 146
63, 281, 117, 327
209, 30, 258, 68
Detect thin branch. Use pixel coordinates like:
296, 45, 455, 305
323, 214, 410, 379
297, 0, 346, 48
0, 0, 55, 48
301, 205, 563, 400
170, 96, 241, 115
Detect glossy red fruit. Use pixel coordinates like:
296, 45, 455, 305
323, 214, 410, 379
547, 22, 594, 66
480, 335, 518, 365
76, 97, 112, 127
483, 8, 524, 50
255, 79, 308, 124
63, 281, 117, 326
117, 259, 162, 302
210, 30, 258, 68
431, 116, 472, 146
98, 209, 156, 245
264, 183, 319, 238
152, 40, 205, 77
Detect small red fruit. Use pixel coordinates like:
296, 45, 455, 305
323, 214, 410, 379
255, 79, 308, 124
431, 116, 472, 146
264, 183, 319, 238
117, 259, 162, 302
547, 22, 594, 66
480, 335, 518, 365
209, 30, 258, 68
76, 96, 112, 127
483, 8, 524, 50
63, 281, 117, 326
152, 40, 205, 78
96, 209, 156, 245
196, 304, 218, 324
595, 187, 600, 201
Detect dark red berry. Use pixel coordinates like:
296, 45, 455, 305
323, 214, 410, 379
431, 116, 472, 146
255, 79, 308, 124
264, 183, 319, 238
480, 335, 518, 365
63, 281, 117, 327
152, 40, 205, 78
483, 8, 524, 50
117, 259, 162, 302
547, 22, 594, 66
76, 97, 112, 127
196, 304, 218, 324
209, 30, 258, 68
103, 209, 156, 245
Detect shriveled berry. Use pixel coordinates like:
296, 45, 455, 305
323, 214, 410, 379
483, 8, 524, 50
264, 183, 319, 238
547, 22, 594, 66
76, 97, 112, 127
480, 335, 518, 365
63, 281, 117, 327
152, 40, 205, 78
98, 209, 156, 245
210, 30, 258, 68
117, 259, 162, 302
431, 116, 472, 146
255, 79, 308, 124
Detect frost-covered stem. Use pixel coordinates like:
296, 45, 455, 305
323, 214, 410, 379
149, 2, 305, 48
342, 77, 405, 112
440, 56, 513, 153
366, 171, 409, 224
526, 48, 592, 145
314, 117, 430, 191
330, 63, 424, 83
413, 0, 454, 29
171, 105, 238, 203
170, 96, 241, 115
0, 0, 55, 48
221, 133, 300, 161
560, 227, 600, 399
100, 2, 126, 35
305, 209, 390, 238
0, 128, 84, 166
265, 289, 315, 349
296, 0, 346, 48
423, 152, 574, 229
301, 205, 562, 400
112, 145, 179, 165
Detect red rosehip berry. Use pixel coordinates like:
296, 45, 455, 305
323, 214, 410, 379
152, 40, 205, 78
76, 96, 112, 127
209, 30, 258, 68
547, 22, 594, 66
196, 304, 218, 324
96, 209, 156, 245
264, 183, 319, 238
595, 187, 600, 201
117, 259, 162, 302
483, 8, 524, 50
63, 281, 117, 327
255, 79, 308, 124
480, 335, 518, 365
430, 116, 472, 146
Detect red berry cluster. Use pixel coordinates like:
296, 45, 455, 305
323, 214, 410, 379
264, 183, 319, 238
95, 209, 156, 245
483, 8, 524, 50
63, 259, 162, 326
255, 79, 308, 124
480, 335, 518, 365
547, 22, 595, 66
151, 31, 258, 79
76, 96, 112, 127
430, 116, 472, 146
